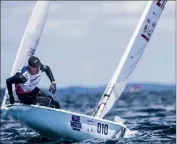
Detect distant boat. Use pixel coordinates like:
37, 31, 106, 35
129, 84, 142, 93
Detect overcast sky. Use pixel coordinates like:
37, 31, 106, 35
1, 1, 175, 88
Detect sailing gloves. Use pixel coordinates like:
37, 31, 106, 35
9, 94, 15, 104
49, 81, 56, 94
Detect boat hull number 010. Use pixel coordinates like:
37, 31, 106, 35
97, 123, 108, 135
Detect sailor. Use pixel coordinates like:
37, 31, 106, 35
6, 56, 60, 109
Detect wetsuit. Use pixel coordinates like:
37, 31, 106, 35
6, 64, 60, 108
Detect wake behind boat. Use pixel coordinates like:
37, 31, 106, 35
1, 0, 167, 142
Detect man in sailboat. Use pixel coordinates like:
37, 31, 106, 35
6, 56, 60, 109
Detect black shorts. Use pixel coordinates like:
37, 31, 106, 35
16, 88, 60, 108
16, 87, 40, 104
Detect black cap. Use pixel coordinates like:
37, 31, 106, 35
28, 56, 41, 68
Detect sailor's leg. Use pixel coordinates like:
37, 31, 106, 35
34, 87, 60, 109
17, 93, 36, 105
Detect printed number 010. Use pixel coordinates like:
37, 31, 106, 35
97, 123, 108, 135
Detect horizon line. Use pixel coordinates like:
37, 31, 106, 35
0, 81, 175, 89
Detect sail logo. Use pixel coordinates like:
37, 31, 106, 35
141, 17, 156, 42
156, 0, 167, 10
70, 115, 82, 131
28, 48, 35, 56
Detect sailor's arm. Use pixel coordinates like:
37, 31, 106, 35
6, 73, 27, 96
41, 65, 56, 93
41, 65, 55, 83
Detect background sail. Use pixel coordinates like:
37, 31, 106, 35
93, 0, 167, 119
1, 1, 51, 107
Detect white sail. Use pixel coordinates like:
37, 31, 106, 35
93, 0, 167, 118
1, 1, 51, 107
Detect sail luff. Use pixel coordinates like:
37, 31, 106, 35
93, 0, 167, 118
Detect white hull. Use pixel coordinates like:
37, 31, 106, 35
6, 104, 127, 142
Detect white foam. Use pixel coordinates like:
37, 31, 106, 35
124, 128, 140, 138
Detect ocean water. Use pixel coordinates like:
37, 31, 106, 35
0, 88, 176, 144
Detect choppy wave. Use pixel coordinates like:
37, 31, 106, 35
0, 89, 176, 144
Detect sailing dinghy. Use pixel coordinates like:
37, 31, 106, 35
1, 0, 167, 142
